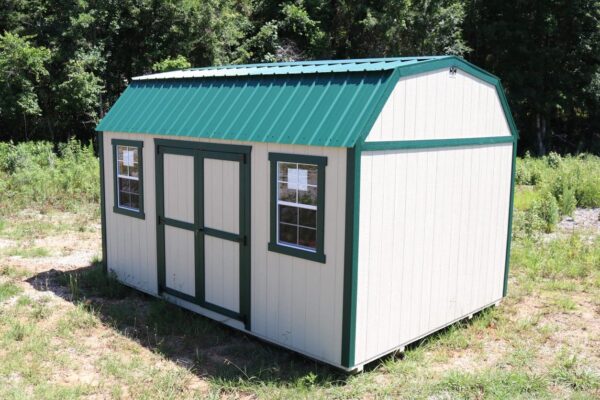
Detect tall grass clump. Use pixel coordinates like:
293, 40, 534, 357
0, 138, 99, 214
513, 153, 600, 236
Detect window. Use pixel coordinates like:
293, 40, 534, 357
268, 153, 326, 263
112, 139, 144, 219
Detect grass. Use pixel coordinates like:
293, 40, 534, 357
0, 150, 599, 398
3, 245, 51, 258
0, 281, 22, 301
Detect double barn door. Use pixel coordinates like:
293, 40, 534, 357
156, 141, 250, 327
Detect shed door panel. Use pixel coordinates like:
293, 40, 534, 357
158, 150, 198, 301
204, 236, 240, 312
163, 153, 194, 223
164, 225, 195, 296
203, 158, 239, 234
202, 156, 242, 314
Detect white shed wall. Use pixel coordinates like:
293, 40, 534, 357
104, 133, 158, 294
354, 142, 513, 366
366, 69, 511, 141
103, 132, 346, 366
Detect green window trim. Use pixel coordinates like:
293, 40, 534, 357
111, 139, 145, 219
268, 152, 327, 264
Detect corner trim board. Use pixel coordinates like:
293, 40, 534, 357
98, 132, 108, 272
341, 146, 360, 368
503, 140, 518, 296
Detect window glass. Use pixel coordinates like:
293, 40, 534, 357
276, 161, 319, 251
116, 145, 140, 211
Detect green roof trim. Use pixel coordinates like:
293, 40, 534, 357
96, 56, 517, 147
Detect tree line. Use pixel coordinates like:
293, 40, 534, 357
0, 0, 598, 154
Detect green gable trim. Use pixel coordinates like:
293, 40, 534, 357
361, 136, 514, 151
111, 139, 145, 220
268, 152, 327, 264
98, 132, 108, 272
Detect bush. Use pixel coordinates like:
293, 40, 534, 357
532, 191, 560, 233
512, 209, 546, 240
557, 184, 577, 216
515, 152, 543, 185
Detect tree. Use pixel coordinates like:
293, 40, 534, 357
153, 55, 192, 73
464, 0, 600, 154
0, 32, 50, 140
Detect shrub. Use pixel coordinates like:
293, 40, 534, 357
557, 184, 577, 216
532, 191, 560, 233
547, 151, 562, 169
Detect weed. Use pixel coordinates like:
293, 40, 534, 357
0, 281, 22, 301
551, 350, 600, 391
57, 303, 99, 336
553, 296, 577, 312
533, 191, 560, 233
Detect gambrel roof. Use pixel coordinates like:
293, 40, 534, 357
96, 56, 517, 147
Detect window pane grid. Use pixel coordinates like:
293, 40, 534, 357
276, 161, 318, 251
116, 145, 140, 212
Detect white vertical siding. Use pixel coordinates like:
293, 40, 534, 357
354, 143, 513, 366
366, 69, 512, 141
103, 132, 346, 366
104, 133, 158, 294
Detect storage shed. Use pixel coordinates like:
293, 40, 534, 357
96, 56, 518, 372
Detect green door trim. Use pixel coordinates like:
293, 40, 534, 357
155, 139, 252, 330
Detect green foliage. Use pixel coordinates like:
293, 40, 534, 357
152, 55, 192, 72
0, 32, 50, 137
0, 0, 597, 155
436, 369, 548, 399
0, 281, 22, 302
532, 191, 560, 233
0, 139, 99, 213
557, 184, 577, 216
512, 234, 600, 281
56, 50, 105, 127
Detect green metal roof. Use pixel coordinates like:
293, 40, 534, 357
96, 56, 517, 146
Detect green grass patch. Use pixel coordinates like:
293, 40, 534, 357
551, 350, 600, 392
57, 303, 99, 337
511, 234, 600, 282
552, 296, 578, 312
435, 369, 549, 399
0, 281, 22, 301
